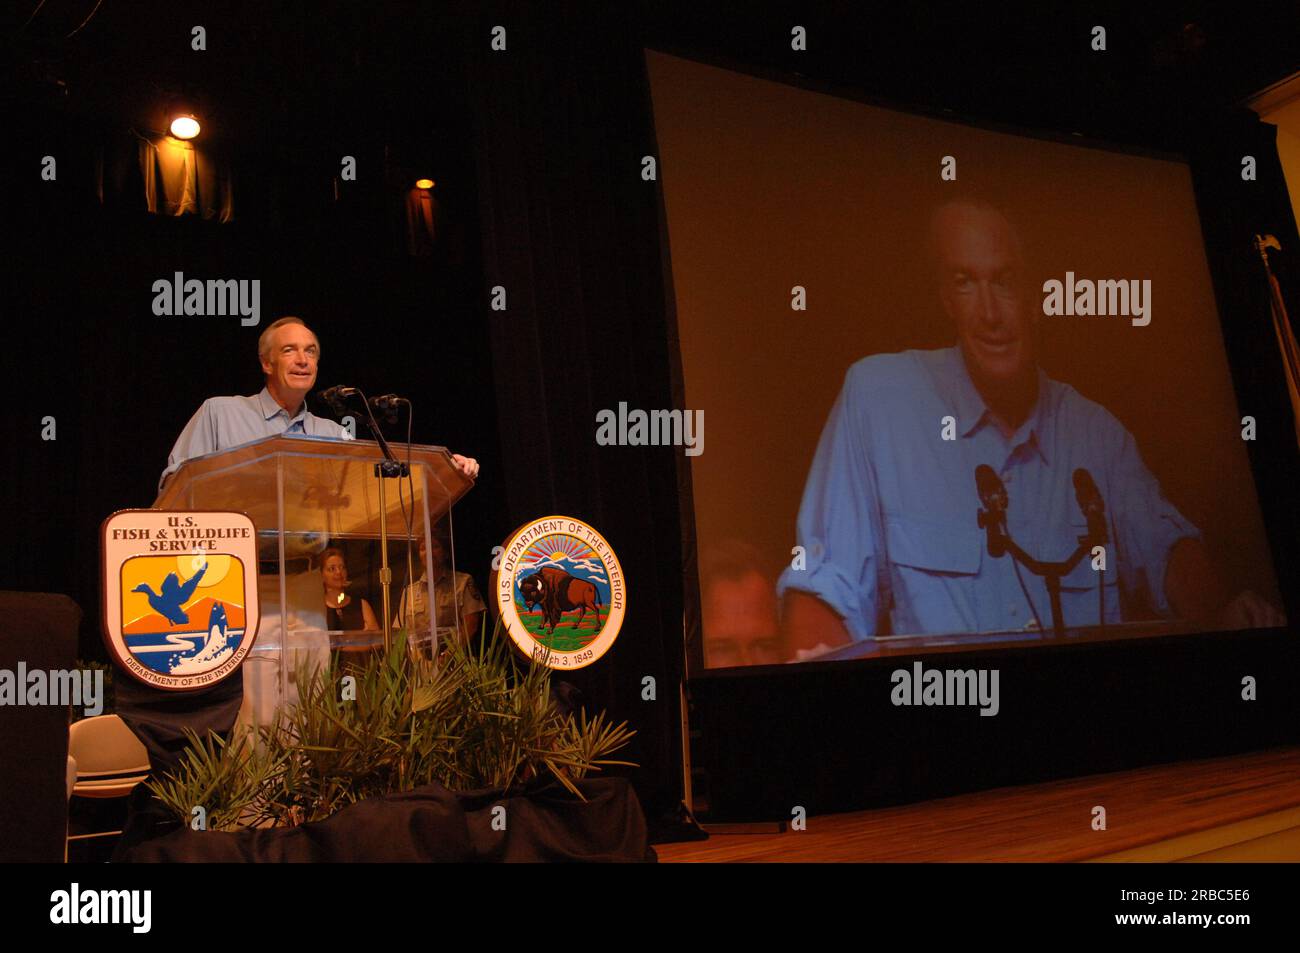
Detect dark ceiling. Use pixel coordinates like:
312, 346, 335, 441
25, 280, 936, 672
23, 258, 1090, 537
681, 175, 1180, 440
641, 1, 1300, 150
2, 0, 470, 175
3, 1, 1297, 167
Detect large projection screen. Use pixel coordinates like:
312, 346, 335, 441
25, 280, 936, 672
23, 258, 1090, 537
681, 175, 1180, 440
646, 49, 1285, 670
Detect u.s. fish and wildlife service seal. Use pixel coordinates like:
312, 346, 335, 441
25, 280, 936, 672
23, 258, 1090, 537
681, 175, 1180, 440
101, 510, 260, 690
492, 516, 625, 670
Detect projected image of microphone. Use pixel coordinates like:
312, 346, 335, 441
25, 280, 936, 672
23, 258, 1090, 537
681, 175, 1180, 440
975, 464, 1008, 558
1072, 468, 1108, 545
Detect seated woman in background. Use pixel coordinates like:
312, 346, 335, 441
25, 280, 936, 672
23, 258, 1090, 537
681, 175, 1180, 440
320, 546, 380, 631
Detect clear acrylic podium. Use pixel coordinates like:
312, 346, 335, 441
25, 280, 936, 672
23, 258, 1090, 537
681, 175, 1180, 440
154, 434, 474, 729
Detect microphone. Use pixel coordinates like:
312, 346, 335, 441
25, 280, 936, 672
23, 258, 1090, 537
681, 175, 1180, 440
1072, 468, 1108, 544
368, 394, 407, 425
319, 385, 359, 413
975, 464, 1008, 558
975, 464, 1008, 513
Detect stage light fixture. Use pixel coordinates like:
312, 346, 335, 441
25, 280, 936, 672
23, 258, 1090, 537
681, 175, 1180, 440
170, 114, 201, 140
415, 178, 435, 189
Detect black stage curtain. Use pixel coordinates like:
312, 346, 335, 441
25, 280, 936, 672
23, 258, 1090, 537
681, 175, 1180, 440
462, 4, 687, 823
1189, 109, 1300, 603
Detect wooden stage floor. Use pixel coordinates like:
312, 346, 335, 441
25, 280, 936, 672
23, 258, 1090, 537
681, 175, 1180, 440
656, 746, 1300, 862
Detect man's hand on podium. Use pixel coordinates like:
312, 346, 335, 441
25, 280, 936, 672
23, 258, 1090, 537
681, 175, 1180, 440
451, 454, 480, 480
1217, 589, 1286, 630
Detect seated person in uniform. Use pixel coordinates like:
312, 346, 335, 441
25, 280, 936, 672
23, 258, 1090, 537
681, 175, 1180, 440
320, 546, 379, 631
778, 198, 1284, 656
394, 535, 486, 648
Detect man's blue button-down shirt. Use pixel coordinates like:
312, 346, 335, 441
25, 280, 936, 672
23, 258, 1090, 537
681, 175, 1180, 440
159, 386, 353, 493
776, 347, 1198, 640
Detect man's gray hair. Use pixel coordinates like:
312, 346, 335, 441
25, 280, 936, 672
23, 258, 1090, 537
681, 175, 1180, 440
928, 198, 1026, 270
257, 316, 320, 363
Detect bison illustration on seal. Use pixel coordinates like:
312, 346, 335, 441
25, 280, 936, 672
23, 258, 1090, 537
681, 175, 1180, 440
519, 566, 603, 634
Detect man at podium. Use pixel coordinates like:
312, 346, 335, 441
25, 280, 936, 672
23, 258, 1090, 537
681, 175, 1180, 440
154, 314, 481, 727
159, 315, 480, 490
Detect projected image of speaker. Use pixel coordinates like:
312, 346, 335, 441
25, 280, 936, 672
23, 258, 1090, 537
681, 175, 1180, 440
646, 50, 1287, 670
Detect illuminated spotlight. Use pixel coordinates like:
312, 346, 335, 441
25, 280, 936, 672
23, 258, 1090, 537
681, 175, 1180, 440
170, 114, 201, 140
415, 178, 434, 190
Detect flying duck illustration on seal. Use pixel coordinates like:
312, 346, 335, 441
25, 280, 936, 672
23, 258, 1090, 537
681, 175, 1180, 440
131, 563, 208, 625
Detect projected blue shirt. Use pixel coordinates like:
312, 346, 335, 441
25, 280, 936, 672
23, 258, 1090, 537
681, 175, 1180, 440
776, 347, 1199, 640
159, 386, 353, 492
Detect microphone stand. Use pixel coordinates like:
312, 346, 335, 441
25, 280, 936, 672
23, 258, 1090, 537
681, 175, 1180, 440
333, 391, 409, 654
976, 507, 1104, 639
